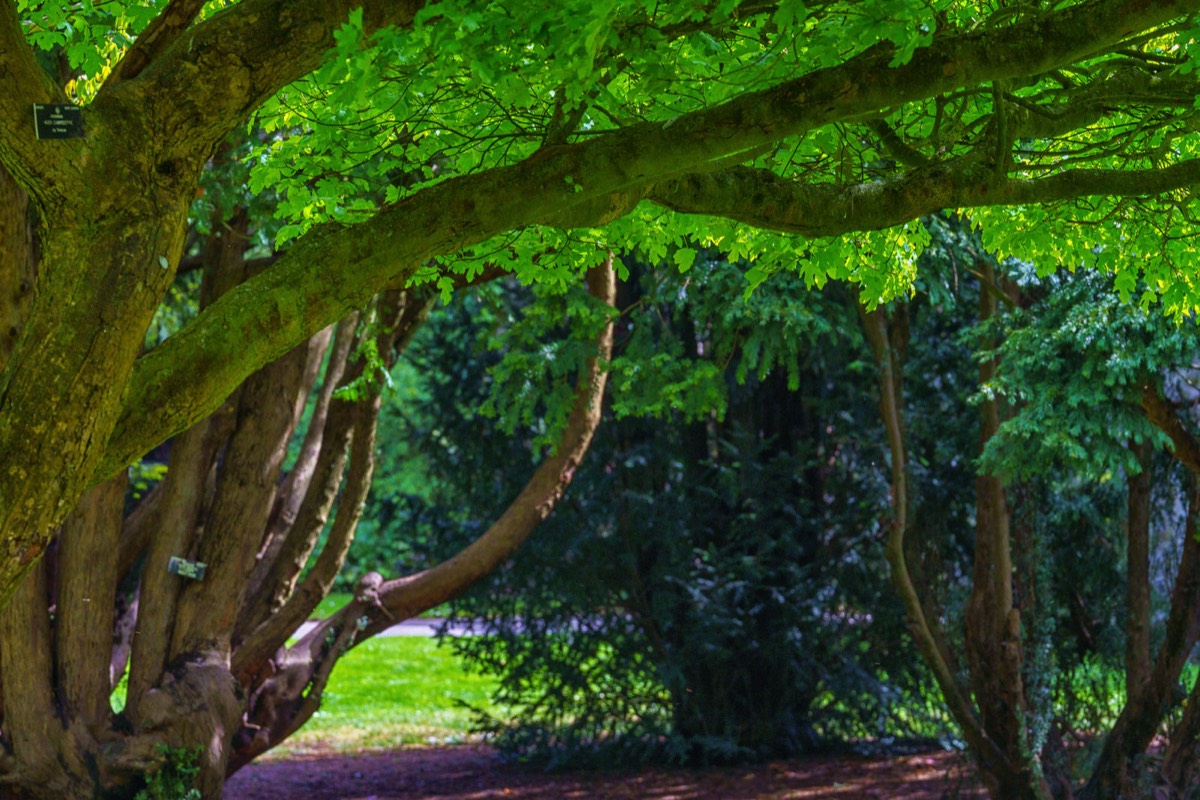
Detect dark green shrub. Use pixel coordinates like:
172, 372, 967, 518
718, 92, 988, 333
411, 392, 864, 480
358, 257, 956, 766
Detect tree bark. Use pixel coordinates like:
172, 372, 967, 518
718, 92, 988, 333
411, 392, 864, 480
1126, 441, 1153, 698
1083, 479, 1200, 799
56, 474, 126, 734
0, 163, 33, 374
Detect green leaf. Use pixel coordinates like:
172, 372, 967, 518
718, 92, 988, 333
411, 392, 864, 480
673, 247, 698, 273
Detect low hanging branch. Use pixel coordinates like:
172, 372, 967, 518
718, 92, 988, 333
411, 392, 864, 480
364, 258, 616, 632
230, 257, 617, 767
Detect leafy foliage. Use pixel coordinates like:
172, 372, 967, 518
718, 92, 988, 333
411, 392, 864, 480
134, 746, 201, 800
354, 252, 954, 766
983, 272, 1200, 480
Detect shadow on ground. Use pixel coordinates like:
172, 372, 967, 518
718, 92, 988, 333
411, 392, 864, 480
226, 744, 986, 799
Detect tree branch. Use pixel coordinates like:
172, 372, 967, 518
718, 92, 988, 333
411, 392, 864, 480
857, 300, 1012, 778
1084, 477, 1200, 799
354, 256, 615, 639
240, 318, 356, 619
232, 365, 382, 682
105, 0, 209, 85
94, 0, 425, 165
0, 3, 79, 206
650, 157, 1200, 238
95, 0, 1200, 478
231, 257, 616, 763
1142, 381, 1200, 474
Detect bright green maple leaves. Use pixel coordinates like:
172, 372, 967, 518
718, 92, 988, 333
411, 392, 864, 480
237, 0, 953, 297
16, 0, 1200, 314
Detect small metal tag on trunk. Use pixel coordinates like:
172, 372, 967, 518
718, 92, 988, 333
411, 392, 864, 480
32, 104, 84, 140
167, 556, 207, 580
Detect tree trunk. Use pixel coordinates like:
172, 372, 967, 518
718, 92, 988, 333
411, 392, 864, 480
860, 265, 1053, 800
0, 163, 33, 373
961, 262, 1052, 800
1126, 440, 1153, 698
0, 247, 615, 798
1082, 476, 1200, 799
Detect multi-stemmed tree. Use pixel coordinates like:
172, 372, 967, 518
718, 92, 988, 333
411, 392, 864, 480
7, 0, 1200, 796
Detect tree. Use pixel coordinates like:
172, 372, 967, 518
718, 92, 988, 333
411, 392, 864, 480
5, 0, 1200, 796
0, 208, 614, 800
371, 255, 941, 767
862, 221, 1200, 799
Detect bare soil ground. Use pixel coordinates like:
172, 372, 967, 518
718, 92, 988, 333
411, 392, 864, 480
225, 744, 987, 799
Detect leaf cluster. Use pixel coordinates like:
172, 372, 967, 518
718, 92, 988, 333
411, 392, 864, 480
982, 272, 1200, 481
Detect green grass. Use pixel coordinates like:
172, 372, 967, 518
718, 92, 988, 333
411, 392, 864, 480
310, 592, 353, 620
308, 592, 450, 620
272, 637, 500, 758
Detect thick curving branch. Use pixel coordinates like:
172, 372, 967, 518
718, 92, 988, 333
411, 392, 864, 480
95, 0, 1200, 480
651, 157, 1200, 239
95, 0, 425, 166
352, 257, 613, 638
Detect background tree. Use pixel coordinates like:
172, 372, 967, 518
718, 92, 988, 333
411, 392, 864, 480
361, 253, 952, 766
865, 225, 1200, 800
376, 219, 1200, 800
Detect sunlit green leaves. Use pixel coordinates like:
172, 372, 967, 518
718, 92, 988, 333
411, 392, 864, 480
16, 0, 235, 99
22, 0, 1200, 313
981, 272, 1198, 481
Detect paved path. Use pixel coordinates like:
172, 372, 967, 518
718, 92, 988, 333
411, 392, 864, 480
294, 618, 472, 638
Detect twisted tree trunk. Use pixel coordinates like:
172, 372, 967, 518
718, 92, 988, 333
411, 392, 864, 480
0, 234, 615, 798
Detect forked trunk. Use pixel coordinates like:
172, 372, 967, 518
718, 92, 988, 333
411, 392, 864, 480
0, 246, 616, 799
860, 267, 1053, 800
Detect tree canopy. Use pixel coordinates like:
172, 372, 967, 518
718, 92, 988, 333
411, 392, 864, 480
4, 0, 1200, 599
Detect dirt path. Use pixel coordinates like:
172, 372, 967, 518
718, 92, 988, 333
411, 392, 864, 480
225, 745, 987, 799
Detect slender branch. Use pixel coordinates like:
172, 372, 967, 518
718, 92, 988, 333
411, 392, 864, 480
232, 367, 382, 680
857, 300, 1011, 778
241, 318, 356, 615
866, 118, 931, 167
235, 404, 352, 641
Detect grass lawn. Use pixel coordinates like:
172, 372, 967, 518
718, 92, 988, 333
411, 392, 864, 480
309, 593, 449, 620
309, 592, 352, 620
271, 637, 500, 758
